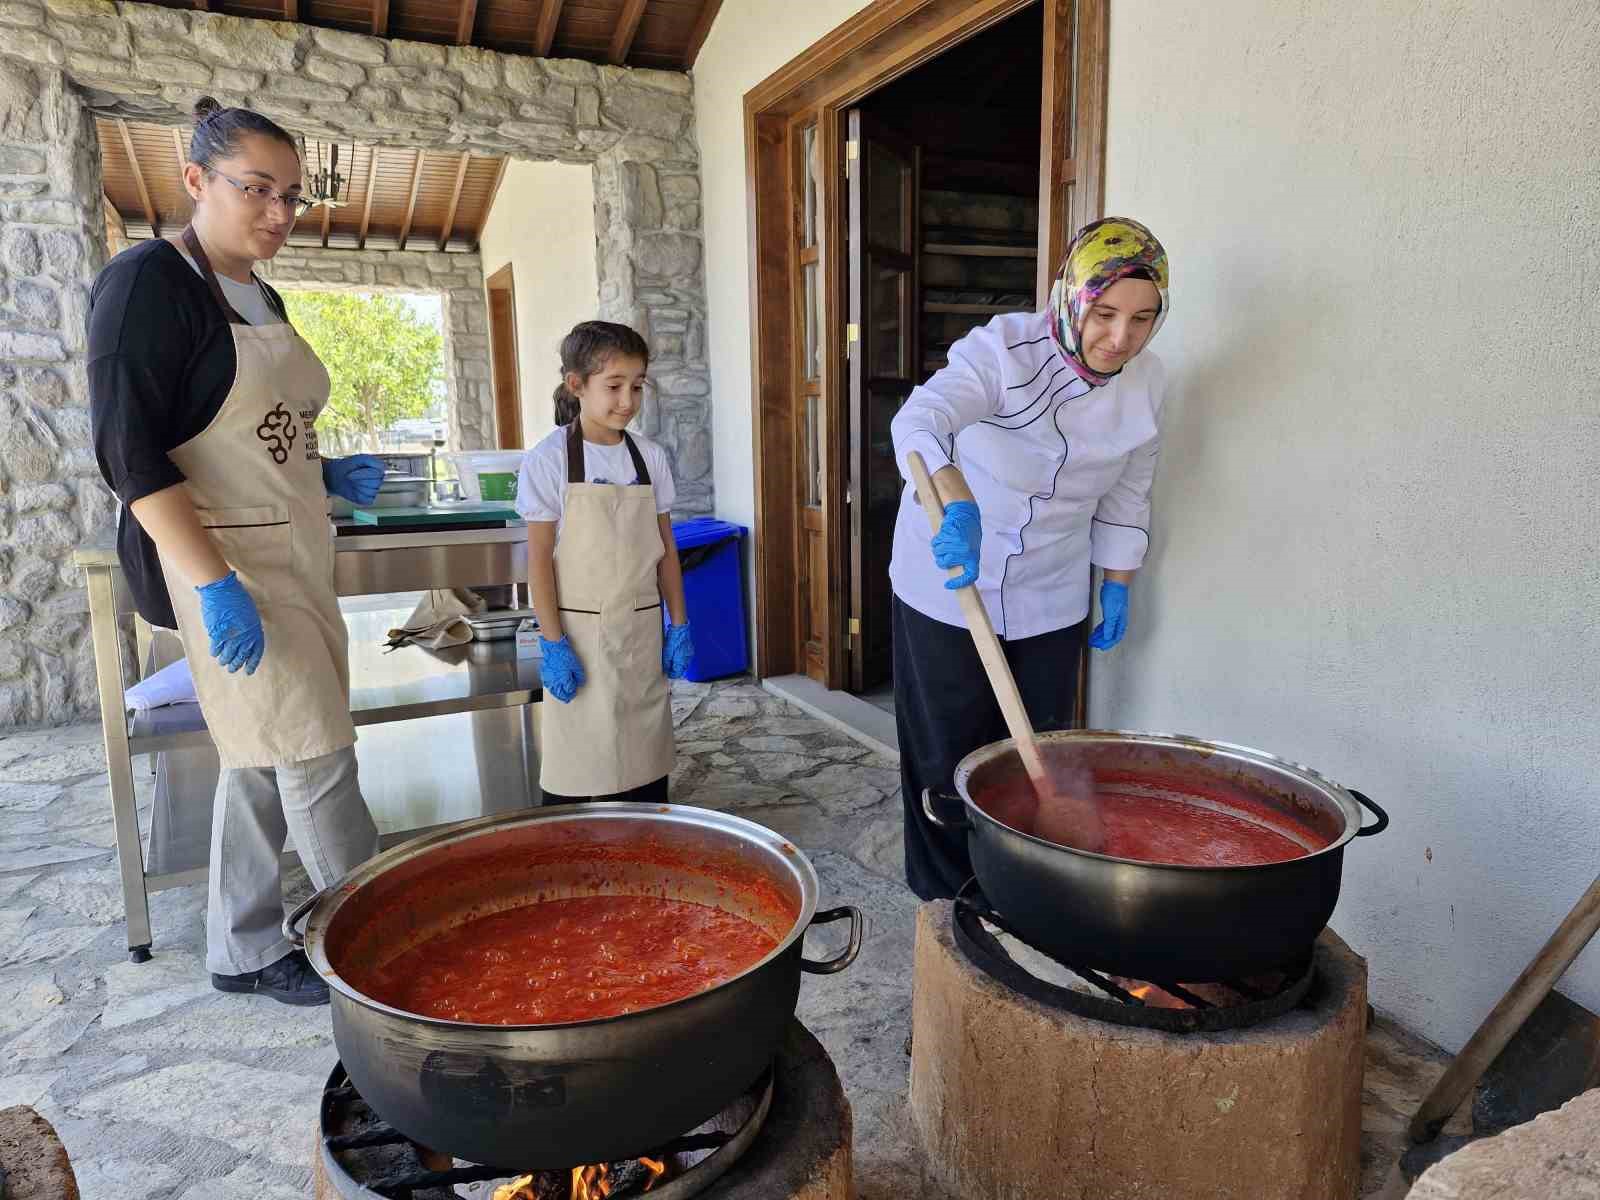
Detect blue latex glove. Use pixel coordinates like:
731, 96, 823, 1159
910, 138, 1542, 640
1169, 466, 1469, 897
930, 500, 982, 590
539, 635, 586, 703
1088, 580, 1130, 651
663, 622, 694, 679
196, 571, 265, 675
321, 455, 385, 505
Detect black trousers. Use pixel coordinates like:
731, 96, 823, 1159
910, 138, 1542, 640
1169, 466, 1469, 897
540, 775, 669, 806
892, 595, 1085, 901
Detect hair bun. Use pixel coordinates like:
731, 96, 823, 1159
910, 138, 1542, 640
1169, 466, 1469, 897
192, 95, 223, 122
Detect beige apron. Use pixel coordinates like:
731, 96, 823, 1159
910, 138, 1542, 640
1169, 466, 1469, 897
155, 226, 355, 770
540, 421, 675, 796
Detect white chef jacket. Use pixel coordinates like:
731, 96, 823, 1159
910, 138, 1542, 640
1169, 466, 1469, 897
889, 309, 1165, 640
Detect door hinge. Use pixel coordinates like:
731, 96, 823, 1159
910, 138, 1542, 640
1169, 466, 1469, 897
848, 617, 861, 636
846, 323, 859, 345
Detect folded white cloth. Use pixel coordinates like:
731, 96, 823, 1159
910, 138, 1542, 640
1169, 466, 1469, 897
386, 588, 486, 650
124, 658, 198, 712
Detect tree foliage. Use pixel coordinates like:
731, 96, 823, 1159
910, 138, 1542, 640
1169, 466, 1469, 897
283, 291, 444, 453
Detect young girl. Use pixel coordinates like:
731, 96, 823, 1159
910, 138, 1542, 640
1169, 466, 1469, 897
516, 321, 694, 804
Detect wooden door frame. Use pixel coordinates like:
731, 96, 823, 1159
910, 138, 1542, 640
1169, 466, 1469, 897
484, 262, 523, 450
744, 0, 1108, 682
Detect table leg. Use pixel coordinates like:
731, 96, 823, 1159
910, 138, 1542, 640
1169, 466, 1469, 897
85, 566, 154, 961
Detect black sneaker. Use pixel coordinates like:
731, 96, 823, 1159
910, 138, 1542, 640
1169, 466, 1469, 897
212, 949, 330, 1007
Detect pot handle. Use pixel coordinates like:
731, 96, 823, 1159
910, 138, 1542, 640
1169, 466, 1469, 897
922, 788, 971, 832
1350, 789, 1390, 837
282, 887, 327, 949
800, 906, 864, 975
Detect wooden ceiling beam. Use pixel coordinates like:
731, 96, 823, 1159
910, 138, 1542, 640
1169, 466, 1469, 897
171, 127, 187, 178
438, 152, 470, 252
454, 0, 478, 45
474, 155, 508, 249
371, 0, 389, 35
534, 0, 563, 57
398, 150, 425, 251
193, 0, 209, 11
682, 0, 723, 68
358, 148, 379, 249
117, 119, 159, 237
284, 0, 298, 19
608, 0, 647, 65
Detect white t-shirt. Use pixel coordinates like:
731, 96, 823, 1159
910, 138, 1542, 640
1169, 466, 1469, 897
174, 245, 283, 326
514, 426, 676, 532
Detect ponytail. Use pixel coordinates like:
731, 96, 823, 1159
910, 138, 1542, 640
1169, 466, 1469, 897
553, 382, 580, 426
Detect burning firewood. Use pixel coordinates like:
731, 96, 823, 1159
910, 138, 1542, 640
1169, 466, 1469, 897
492, 1156, 667, 1200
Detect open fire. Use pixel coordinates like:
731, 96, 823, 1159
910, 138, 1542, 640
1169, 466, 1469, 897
493, 1156, 668, 1200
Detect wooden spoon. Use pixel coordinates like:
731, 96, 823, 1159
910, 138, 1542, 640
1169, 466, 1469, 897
906, 452, 1104, 852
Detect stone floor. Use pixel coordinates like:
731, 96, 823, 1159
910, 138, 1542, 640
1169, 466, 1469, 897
0, 678, 1458, 1199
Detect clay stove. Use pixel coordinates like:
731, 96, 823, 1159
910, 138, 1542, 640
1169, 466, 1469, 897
313, 1021, 850, 1200
910, 894, 1368, 1199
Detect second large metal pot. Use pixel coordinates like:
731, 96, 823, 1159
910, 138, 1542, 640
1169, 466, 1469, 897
284, 804, 861, 1170
926, 730, 1388, 981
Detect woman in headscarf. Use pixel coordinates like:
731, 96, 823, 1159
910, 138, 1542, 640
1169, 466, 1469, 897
888, 217, 1170, 899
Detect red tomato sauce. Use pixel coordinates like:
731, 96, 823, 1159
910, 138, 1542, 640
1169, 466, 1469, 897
1093, 793, 1312, 865
977, 776, 1323, 866
359, 895, 780, 1025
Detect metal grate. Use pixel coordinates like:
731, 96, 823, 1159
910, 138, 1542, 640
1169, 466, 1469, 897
317, 1062, 771, 1200
952, 880, 1316, 1033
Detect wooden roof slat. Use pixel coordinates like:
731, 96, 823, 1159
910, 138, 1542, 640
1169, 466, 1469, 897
681, 0, 720, 66
534, 0, 564, 55
455, 0, 478, 43
285, 0, 298, 18
438, 152, 470, 251
608, 0, 648, 65
117, 119, 160, 238
372, 0, 389, 34
358, 148, 379, 249
476, 155, 509, 249
398, 150, 426, 251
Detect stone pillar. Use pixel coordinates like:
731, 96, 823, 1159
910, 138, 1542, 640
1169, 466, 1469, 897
0, 57, 113, 726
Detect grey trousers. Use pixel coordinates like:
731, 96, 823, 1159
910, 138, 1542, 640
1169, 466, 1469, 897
205, 745, 379, 975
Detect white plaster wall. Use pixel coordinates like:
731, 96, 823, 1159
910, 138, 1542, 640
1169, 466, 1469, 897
693, 0, 873, 597
1094, 0, 1600, 1051
477, 160, 600, 442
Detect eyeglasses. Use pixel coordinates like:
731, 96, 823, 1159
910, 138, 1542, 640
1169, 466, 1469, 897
205, 167, 313, 219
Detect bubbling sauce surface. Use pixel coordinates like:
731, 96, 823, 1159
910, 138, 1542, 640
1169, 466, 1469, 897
978, 777, 1322, 866
361, 895, 779, 1025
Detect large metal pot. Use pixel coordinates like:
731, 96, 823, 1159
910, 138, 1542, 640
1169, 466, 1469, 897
924, 730, 1388, 981
283, 804, 862, 1170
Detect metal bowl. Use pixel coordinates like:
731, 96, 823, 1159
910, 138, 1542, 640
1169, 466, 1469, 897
926, 730, 1389, 980
285, 804, 861, 1169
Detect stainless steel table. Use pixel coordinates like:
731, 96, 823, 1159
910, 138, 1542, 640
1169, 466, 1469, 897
76, 524, 539, 962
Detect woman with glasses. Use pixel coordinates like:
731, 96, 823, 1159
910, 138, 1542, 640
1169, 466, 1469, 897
88, 98, 383, 1006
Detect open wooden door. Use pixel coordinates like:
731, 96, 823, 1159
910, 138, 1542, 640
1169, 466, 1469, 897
845, 110, 919, 693
485, 263, 523, 450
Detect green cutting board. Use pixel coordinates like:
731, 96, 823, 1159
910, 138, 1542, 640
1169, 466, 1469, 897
351, 504, 522, 526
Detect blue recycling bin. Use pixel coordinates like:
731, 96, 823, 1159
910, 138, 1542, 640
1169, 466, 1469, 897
669, 518, 750, 682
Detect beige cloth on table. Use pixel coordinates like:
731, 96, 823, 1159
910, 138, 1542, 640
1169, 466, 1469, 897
385, 588, 486, 650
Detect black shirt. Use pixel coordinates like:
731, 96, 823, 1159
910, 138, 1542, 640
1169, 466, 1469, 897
88, 238, 289, 629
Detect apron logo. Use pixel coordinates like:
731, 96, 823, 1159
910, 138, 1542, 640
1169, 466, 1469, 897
257, 403, 298, 465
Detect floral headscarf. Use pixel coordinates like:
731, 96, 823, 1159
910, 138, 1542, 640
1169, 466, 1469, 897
1047, 217, 1170, 387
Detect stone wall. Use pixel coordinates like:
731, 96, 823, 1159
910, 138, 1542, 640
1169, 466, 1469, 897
0, 0, 713, 726
258, 245, 490, 450
0, 57, 112, 728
